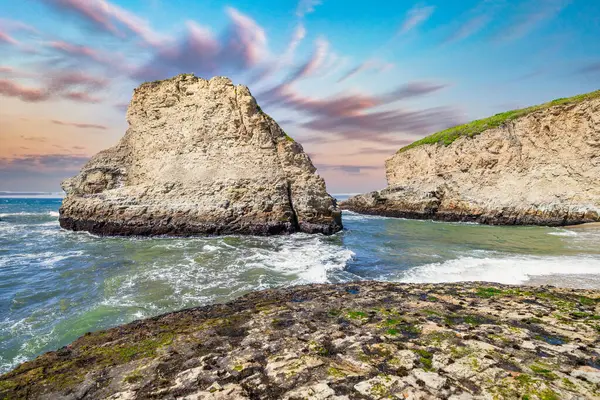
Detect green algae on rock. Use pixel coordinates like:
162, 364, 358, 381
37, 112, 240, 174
398, 89, 600, 152
1, 282, 599, 399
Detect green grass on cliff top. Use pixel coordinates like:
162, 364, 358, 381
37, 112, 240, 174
398, 89, 600, 153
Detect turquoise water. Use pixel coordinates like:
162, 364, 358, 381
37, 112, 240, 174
1, 197, 600, 373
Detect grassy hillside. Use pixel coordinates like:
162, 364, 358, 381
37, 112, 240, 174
398, 89, 600, 153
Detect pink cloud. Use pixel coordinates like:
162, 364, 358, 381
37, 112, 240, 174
258, 81, 456, 144
222, 7, 268, 69
48, 40, 104, 63
133, 8, 269, 81
0, 80, 48, 102
0, 30, 18, 45
286, 37, 329, 83
43, 0, 163, 45
47, 71, 108, 91
51, 119, 107, 130
62, 91, 102, 103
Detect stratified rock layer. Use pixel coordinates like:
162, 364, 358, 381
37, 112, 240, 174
1, 282, 599, 399
59, 74, 341, 236
342, 97, 600, 225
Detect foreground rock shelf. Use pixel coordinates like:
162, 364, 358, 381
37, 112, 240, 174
1, 282, 599, 399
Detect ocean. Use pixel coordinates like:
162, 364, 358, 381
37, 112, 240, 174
1, 196, 600, 373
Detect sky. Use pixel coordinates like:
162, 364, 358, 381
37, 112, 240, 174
0, 0, 599, 193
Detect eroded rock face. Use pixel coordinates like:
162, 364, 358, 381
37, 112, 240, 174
342, 98, 600, 225
59, 74, 341, 236
1, 282, 599, 399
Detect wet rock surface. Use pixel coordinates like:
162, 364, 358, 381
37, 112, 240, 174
2, 282, 599, 399
59, 74, 341, 236
342, 98, 600, 226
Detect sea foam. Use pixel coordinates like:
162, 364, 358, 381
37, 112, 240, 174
400, 253, 600, 285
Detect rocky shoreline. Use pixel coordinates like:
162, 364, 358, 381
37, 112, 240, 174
2, 281, 599, 399
342, 93, 600, 227
339, 188, 598, 226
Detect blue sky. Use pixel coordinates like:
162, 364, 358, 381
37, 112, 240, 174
0, 0, 598, 192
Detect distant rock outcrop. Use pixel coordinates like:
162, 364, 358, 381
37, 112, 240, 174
342, 92, 600, 226
59, 74, 342, 235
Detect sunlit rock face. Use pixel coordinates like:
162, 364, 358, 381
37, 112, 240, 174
59, 74, 342, 236
343, 97, 600, 226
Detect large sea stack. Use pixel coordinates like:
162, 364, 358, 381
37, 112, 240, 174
59, 74, 342, 236
342, 91, 600, 226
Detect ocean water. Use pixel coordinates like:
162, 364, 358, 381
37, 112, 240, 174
1, 197, 600, 373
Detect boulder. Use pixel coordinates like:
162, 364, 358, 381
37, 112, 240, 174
59, 74, 342, 235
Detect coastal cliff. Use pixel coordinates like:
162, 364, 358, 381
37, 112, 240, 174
59, 74, 342, 236
1, 282, 599, 399
342, 91, 600, 225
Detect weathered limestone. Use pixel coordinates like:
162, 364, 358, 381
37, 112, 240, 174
342, 97, 600, 226
1, 282, 599, 399
59, 74, 342, 236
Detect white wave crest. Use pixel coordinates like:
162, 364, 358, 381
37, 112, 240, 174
400, 254, 600, 285
547, 230, 578, 237
0, 211, 59, 218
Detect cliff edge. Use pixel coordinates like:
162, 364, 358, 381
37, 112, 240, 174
59, 74, 342, 236
342, 90, 600, 226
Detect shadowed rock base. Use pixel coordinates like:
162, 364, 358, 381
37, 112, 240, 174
2, 281, 599, 399
341, 188, 599, 226
58, 215, 342, 236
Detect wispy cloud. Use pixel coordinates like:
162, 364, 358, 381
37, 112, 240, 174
0, 18, 38, 34
494, 0, 571, 42
285, 37, 329, 83
577, 61, 600, 75
296, 0, 322, 18
41, 0, 164, 45
47, 40, 107, 65
337, 60, 394, 83
0, 80, 48, 102
350, 147, 407, 156
315, 164, 382, 174
0, 30, 19, 45
20, 135, 48, 142
133, 8, 269, 81
399, 4, 435, 35
443, 0, 506, 44
0, 153, 89, 172
259, 81, 457, 144
446, 14, 492, 43
51, 119, 108, 130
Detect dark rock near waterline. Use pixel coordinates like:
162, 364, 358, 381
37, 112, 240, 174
2, 281, 599, 399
